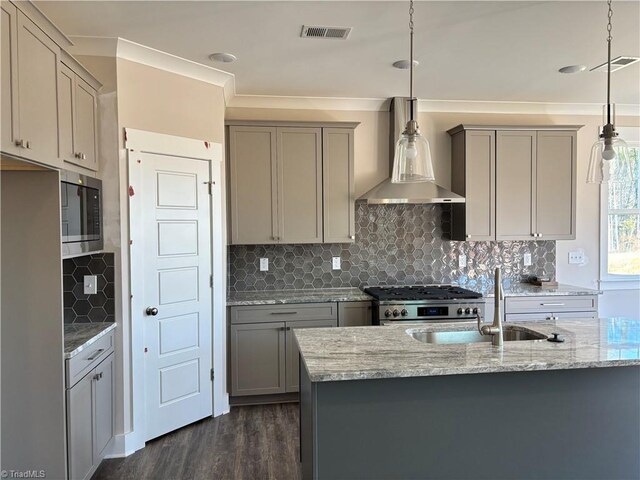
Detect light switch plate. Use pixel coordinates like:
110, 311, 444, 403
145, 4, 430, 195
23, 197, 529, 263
458, 254, 467, 268
84, 275, 98, 295
523, 253, 532, 266
332, 257, 341, 270
259, 258, 269, 272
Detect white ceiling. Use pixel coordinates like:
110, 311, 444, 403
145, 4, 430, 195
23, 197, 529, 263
35, 1, 640, 105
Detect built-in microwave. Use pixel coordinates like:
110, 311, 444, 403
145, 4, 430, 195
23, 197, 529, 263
61, 170, 103, 257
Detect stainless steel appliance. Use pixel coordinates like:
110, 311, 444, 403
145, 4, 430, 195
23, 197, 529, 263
61, 170, 103, 257
364, 285, 483, 325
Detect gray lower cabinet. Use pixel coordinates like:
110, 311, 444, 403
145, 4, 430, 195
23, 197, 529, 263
230, 322, 287, 396
66, 342, 114, 480
338, 301, 372, 327
230, 303, 339, 396
504, 295, 598, 322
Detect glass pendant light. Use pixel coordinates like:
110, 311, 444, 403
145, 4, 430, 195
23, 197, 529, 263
391, 0, 435, 183
586, 0, 629, 184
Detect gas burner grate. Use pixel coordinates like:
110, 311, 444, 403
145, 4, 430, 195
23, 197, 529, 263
364, 285, 482, 302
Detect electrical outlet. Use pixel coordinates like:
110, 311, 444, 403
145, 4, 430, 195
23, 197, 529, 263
458, 254, 467, 268
523, 253, 532, 266
84, 275, 98, 295
568, 251, 585, 265
332, 257, 341, 270
259, 258, 269, 272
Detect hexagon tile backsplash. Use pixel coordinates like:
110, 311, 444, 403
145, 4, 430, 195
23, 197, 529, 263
228, 204, 556, 292
63, 253, 115, 324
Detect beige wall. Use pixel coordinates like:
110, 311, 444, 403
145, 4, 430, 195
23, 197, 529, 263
117, 59, 225, 146
227, 105, 639, 315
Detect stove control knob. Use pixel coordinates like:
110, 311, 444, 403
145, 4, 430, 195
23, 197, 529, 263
401, 309, 408, 317
473, 307, 480, 314
384, 309, 392, 318
392, 309, 400, 317
465, 308, 471, 314
457, 308, 463, 315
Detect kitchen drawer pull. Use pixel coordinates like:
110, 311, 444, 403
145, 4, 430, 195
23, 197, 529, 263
86, 348, 105, 361
540, 303, 565, 307
270, 311, 298, 315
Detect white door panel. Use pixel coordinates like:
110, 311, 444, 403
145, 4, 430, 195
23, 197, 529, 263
141, 152, 212, 441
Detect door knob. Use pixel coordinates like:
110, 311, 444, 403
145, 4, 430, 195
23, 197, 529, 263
146, 307, 159, 316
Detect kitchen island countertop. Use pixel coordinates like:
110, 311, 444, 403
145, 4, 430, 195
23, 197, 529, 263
64, 322, 116, 359
295, 317, 639, 382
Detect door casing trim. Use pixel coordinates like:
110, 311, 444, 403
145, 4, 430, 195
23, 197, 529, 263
126, 128, 229, 453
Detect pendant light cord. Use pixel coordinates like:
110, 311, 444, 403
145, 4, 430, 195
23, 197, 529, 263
409, 0, 415, 122
606, 0, 613, 125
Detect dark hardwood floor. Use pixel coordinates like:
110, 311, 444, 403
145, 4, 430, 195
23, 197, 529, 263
93, 403, 301, 480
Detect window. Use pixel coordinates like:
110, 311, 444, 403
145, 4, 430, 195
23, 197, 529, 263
600, 126, 640, 286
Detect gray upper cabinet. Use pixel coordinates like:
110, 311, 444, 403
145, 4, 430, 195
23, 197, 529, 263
1, 4, 101, 172
229, 126, 279, 244
277, 127, 323, 244
496, 130, 536, 241
323, 128, 355, 243
449, 129, 495, 241
12, 10, 61, 167
535, 131, 576, 239
59, 52, 101, 172
448, 125, 580, 242
228, 121, 357, 245
1, 2, 18, 156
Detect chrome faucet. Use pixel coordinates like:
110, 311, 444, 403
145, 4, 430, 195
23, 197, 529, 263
477, 267, 504, 347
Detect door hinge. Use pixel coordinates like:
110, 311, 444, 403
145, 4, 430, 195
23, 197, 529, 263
210, 368, 214, 381
203, 180, 214, 195
210, 274, 213, 288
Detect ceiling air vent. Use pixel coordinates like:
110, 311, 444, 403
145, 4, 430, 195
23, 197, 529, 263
590, 56, 640, 72
301, 25, 351, 40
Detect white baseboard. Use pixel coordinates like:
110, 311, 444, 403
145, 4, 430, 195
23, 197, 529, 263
107, 432, 145, 458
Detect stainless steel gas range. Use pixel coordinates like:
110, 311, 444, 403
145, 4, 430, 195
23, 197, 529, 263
363, 285, 484, 325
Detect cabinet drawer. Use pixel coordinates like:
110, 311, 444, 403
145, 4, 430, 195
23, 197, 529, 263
505, 296, 597, 314
231, 303, 337, 324
66, 331, 114, 388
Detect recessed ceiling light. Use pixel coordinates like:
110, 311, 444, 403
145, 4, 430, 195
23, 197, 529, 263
393, 59, 419, 70
558, 65, 586, 74
209, 53, 237, 63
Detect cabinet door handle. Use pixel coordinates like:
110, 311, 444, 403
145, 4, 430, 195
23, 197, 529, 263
540, 303, 564, 307
86, 348, 105, 361
286, 327, 291, 331
270, 311, 298, 315
349, 235, 355, 240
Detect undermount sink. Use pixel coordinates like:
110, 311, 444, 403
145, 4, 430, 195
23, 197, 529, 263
409, 326, 547, 345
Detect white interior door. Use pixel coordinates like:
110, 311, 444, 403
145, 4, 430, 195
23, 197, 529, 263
140, 152, 212, 441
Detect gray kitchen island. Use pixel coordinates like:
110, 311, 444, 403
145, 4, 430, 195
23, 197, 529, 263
295, 318, 640, 480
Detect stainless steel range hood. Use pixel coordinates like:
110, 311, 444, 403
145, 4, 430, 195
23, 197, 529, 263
357, 98, 465, 204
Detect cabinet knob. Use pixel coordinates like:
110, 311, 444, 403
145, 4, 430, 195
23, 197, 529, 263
75, 152, 86, 160
466, 234, 471, 239
15, 139, 29, 148
349, 235, 355, 240
538, 233, 543, 238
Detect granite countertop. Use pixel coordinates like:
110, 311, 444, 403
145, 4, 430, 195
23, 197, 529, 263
472, 282, 601, 298
227, 288, 373, 306
295, 317, 640, 382
64, 322, 116, 359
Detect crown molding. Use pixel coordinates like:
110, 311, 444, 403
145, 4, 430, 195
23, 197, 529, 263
417, 99, 640, 117
227, 95, 390, 112
67, 36, 235, 104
